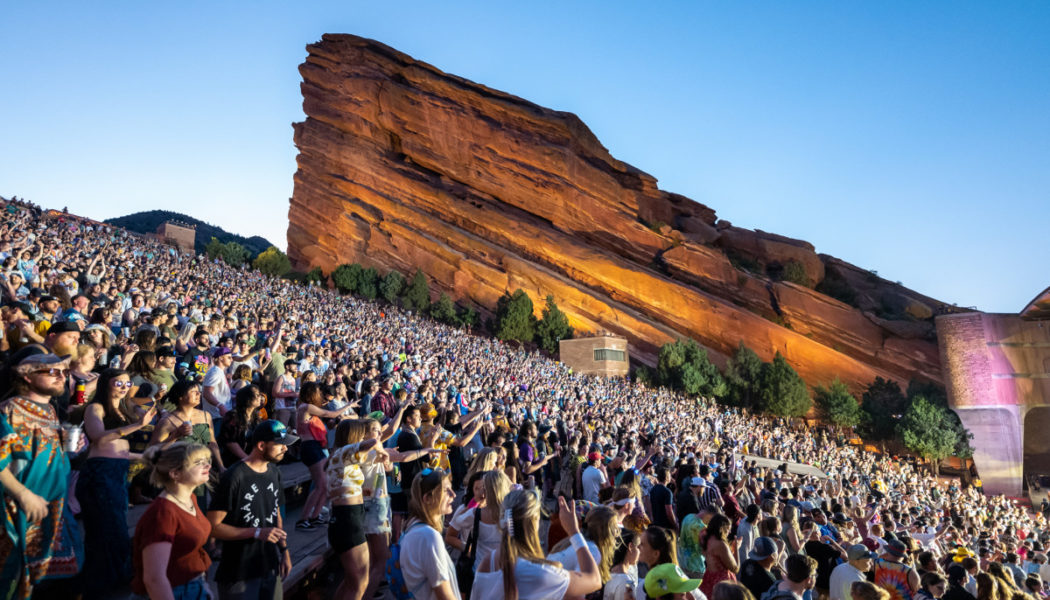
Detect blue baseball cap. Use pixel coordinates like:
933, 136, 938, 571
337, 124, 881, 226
250, 420, 300, 446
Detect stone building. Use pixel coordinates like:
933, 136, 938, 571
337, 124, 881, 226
559, 334, 629, 377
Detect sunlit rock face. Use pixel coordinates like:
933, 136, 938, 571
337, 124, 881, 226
289, 34, 954, 392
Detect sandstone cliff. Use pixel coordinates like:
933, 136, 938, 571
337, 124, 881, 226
289, 34, 959, 392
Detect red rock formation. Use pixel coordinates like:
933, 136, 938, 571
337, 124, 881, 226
289, 34, 959, 392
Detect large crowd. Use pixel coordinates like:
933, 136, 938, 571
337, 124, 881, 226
0, 196, 1047, 600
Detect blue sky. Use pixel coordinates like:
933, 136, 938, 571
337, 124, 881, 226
2, 2, 1047, 312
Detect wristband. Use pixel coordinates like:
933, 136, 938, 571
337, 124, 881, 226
569, 532, 587, 552
254, 527, 260, 540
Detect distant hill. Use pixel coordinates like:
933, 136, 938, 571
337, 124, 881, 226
105, 210, 276, 258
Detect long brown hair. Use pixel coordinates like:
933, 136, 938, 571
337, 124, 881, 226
333, 419, 370, 449
407, 469, 450, 531
583, 506, 618, 583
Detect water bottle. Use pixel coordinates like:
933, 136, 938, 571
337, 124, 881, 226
74, 380, 86, 405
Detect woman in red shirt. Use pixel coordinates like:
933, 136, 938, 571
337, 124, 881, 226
131, 442, 214, 599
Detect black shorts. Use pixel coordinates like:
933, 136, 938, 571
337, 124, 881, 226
328, 504, 366, 552
390, 491, 408, 513
300, 440, 326, 467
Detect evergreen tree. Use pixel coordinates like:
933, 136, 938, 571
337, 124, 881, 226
205, 236, 250, 266
494, 290, 536, 343
814, 378, 862, 428
379, 270, 406, 304
535, 295, 573, 354
757, 352, 811, 417
331, 263, 363, 294
898, 396, 960, 476
656, 339, 726, 398
860, 377, 908, 440
456, 305, 479, 329
401, 269, 431, 312
357, 267, 379, 299
252, 246, 291, 277
724, 342, 764, 408
429, 293, 458, 324
304, 267, 325, 286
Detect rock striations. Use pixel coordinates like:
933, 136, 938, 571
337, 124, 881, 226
289, 34, 959, 392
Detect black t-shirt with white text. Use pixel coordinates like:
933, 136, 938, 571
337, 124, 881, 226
209, 461, 285, 582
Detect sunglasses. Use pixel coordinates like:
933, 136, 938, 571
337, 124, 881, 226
110, 380, 133, 388
32, 367, 68, 377
419, 468, 447, 479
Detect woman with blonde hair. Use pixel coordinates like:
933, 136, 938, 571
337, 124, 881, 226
400, 468, 461, 600
465, 447, 501, 483
131, 442, 213, 599
549, 504, 619, 585
474, 491, 602, 599
447, 469, 511, 568
780, 505, 803, 553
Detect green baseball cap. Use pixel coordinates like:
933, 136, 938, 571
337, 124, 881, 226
644, 564, 701, 598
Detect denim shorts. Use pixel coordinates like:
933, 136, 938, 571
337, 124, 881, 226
363, 495, 391, 535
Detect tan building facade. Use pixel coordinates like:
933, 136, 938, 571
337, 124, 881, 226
156, 221, 196, 254
559, 334, 629, 377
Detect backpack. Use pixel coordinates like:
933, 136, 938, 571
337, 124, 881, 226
386, 522, 427, 600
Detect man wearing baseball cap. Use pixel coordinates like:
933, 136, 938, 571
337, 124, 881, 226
581, 450, 608, 504
874, 539, 919, 600
208, 420, 298, 598
741, 536, 780, 599
830, 544, 878, 600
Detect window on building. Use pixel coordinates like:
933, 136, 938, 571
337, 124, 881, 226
593, 348, 625, 362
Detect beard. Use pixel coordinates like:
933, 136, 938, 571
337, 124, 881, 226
264, 445, 287, 463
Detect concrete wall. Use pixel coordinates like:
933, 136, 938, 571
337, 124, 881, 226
559, 335, 629, 377
936, 312, 1050, 496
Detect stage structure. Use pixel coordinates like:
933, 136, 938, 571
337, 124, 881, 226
936, 287, 1050, 496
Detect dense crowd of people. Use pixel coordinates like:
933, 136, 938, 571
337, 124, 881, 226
0, 196, 1047, 600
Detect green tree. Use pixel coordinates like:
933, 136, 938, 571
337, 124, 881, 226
905, 379, 972, 458
494, 289, 537, 343
633, 365, 656, 387
401, 269, 431, 312
535, 295, 573, 355
656, 339, 726, 398
252, 246, 292, 277
456, 305, 479, 329
757, 352, 811, 417
429, 293, 458, 324
205, 236, 250, 266
331, 263, 363, 294
723, 343, 764, 409
814, 378, 862, 428
860, 377, 908, 440
357, 267, 379, 299
304, 267, 325, 286
898, 396, 960, 476
379, 270, 406, 304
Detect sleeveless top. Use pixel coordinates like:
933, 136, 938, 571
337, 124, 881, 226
875, 558, 915, 600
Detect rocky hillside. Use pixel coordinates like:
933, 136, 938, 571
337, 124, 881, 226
288, 34, 964, 392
